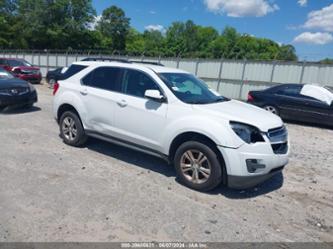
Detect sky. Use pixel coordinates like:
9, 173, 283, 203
92, 0, 333, 61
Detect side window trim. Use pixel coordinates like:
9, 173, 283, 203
119, 68, 167, 102
80, 66, 168, 102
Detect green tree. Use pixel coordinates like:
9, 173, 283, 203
221, 26, 240, 59
165, 20, 218, 57
126, 28, 145, 55
16, 0, 96, 49
276, 44, 298, 61
0, 4, 299, 61
143, 30, 164, 56
319, 58, 333, 64
0, 0, 19, 47
97, 5, 130, 52
165, 22, 186, 56
208, 36, 228, 58
195, 26, 218, 57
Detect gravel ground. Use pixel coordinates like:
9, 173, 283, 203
0, 84, 332, 242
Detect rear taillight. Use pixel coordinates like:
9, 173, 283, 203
53, 82, 59, 95
247, 92, 254, 102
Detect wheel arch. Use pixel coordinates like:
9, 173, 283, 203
57, 103, 81, 123
168, 131, 228, 185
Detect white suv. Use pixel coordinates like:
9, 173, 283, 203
53, 59, 289, 191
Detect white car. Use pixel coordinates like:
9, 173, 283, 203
53, 59, 289, 191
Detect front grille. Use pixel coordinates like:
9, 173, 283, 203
8, 87, 29, 96
267, 126, 288, 154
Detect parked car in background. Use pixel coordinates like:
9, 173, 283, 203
46, 67, 67, 87
248, 84, 333, 127
0, 58, 42, 84
53, 59, 289, 191
0, 68, 38, 111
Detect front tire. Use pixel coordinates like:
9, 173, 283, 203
59, 111, 87, 147
174, 141, 222, 191
24, 103, 34, 109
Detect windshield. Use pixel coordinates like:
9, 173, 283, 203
7, 59, 32, 67
159, 73, 228, 104
0, 68, 14, 80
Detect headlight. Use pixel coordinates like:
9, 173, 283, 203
230, 121, 264, 144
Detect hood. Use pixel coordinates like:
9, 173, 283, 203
0, 78, 29, 89
193, 100, 283, 132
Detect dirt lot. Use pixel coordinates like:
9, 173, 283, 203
0, 84, 332, 242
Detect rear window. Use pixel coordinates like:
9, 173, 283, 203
60, 64, 87, 80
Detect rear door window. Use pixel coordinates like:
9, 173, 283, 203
81, 67, 123, 92
61, 64, 87, 80
275, 86, 302, 96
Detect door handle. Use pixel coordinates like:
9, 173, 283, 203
80, 90, 88, 96
117, 99, 128, 107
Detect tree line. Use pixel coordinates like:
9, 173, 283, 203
0, 0, 304, 61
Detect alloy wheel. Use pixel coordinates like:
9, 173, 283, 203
264, 106, 278, 115
180, 150, 211, 184
62, 116, 77, 141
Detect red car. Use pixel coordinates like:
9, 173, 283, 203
0, 58, 42, 84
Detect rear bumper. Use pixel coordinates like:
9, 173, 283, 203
0, 91, 38, 107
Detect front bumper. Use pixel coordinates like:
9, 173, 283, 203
218, 140, 289, 189
228, 166, 285, 189
0, 91, 38, 107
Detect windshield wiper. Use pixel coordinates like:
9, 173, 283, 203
211, 97, 228, 103
188, 97, 229, 105
188, 101, 205, 104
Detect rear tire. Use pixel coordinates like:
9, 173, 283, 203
59, 111, 87, 147
0, 106, 6, 112
174, 141, 222, 191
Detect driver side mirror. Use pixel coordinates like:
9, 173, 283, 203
144, 90, 166, 103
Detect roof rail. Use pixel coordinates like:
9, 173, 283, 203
81, 57, 131, 63
80, 57, 164, 67
130, 60, 164, 66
